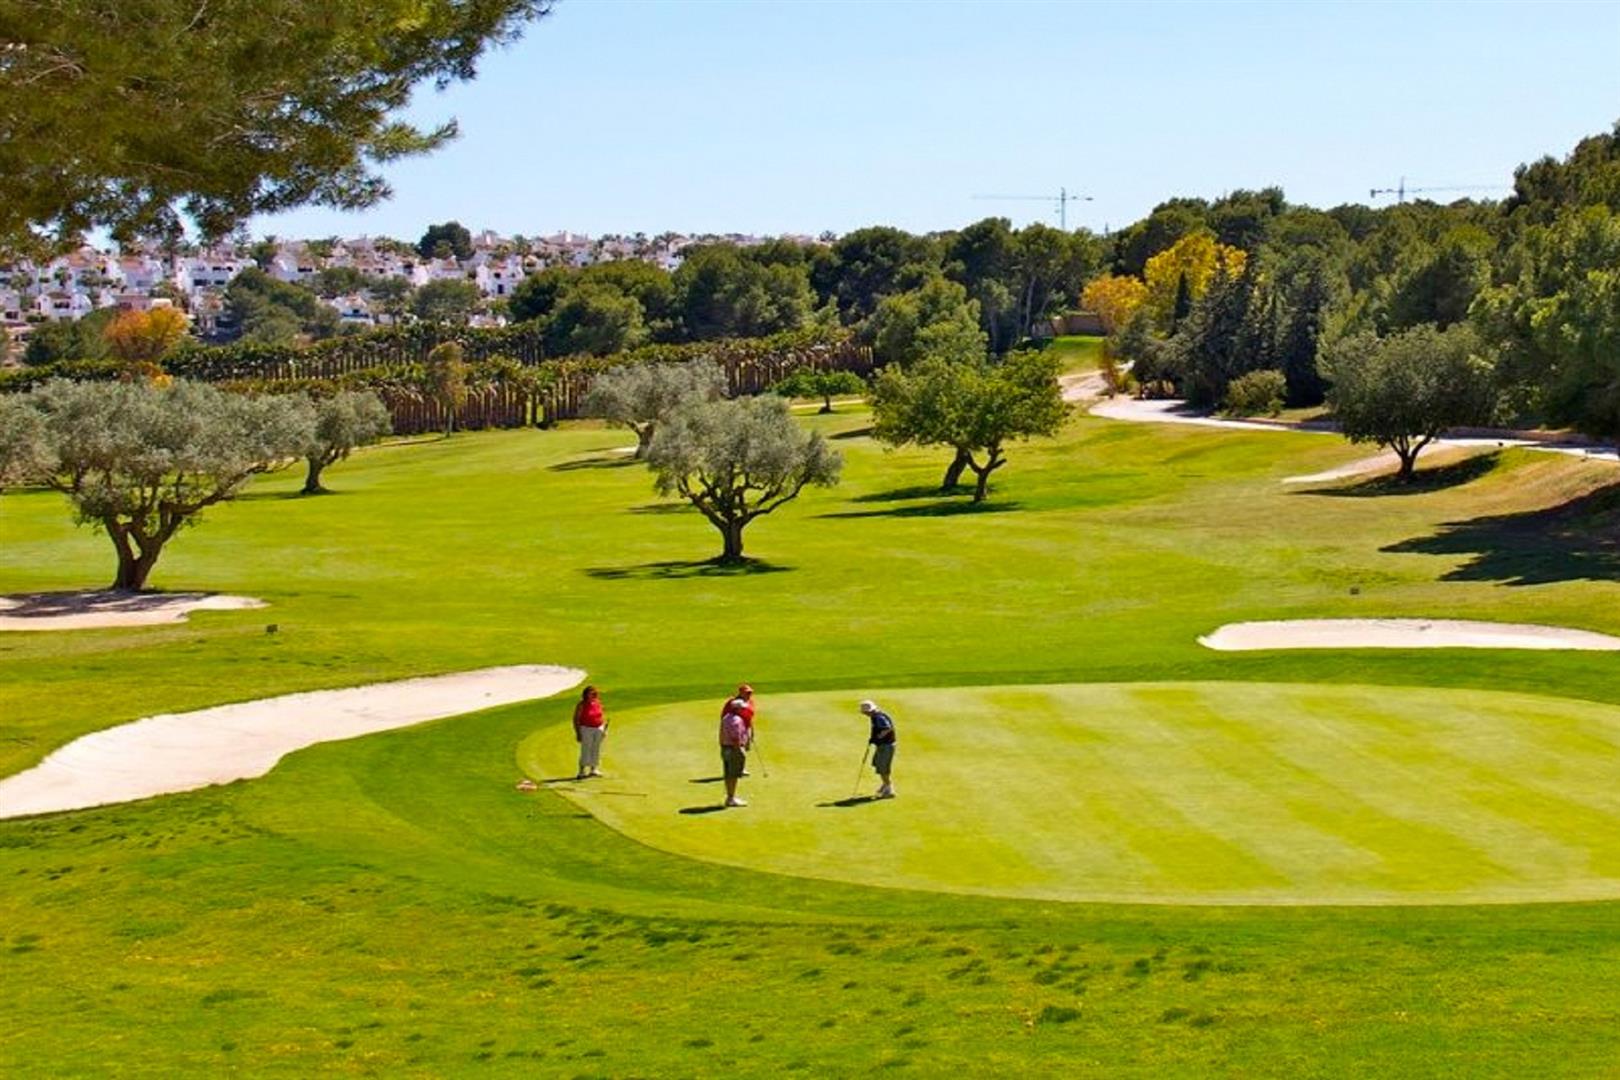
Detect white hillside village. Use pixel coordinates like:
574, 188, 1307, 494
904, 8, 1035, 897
1, 229, 821, 361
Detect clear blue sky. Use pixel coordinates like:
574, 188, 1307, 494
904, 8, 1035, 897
257, 0, 1620, 241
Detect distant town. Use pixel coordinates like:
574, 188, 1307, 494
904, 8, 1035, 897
1, 228, 827, 358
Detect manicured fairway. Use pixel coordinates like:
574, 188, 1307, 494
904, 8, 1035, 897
8, 408, 1620, 1075
530, 681, 1620, 905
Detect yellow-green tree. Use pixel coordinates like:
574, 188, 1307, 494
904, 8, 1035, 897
1080, 274, 1148, 335
104, 306, 189, 371
1143, 232, 1247, 325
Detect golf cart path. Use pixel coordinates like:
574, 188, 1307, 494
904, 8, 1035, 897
1201, 618, 1620, 652
0, 591, 265, 631
1087, 396, 1620, 478
0, 664, 585, 819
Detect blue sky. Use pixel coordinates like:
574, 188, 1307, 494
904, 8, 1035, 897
257, 0, 1620, 241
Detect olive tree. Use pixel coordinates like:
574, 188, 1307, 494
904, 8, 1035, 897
20, 380, 313, 590
301, 391, 393, 494
871, 350, 1066, 501
1323, 323, 1497, 481
0, 397, 47, 492
583, 359, 725, 459
647, 396, 842, 563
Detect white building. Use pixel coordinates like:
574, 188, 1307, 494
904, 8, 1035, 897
35, 291, 96, 322
175, 254, 248, 293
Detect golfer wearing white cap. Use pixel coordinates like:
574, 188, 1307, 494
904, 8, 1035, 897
860, 700, 896, 799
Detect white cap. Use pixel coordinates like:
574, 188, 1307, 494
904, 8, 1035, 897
859, 700, 878, 714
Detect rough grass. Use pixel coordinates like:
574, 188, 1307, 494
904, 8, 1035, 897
4, 409, 1620, 1074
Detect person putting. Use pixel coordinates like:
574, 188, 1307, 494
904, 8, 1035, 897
573, 685, 607, 779
860, 699, 897, 798
719, 684, 755, 808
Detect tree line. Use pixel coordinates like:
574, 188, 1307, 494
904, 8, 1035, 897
1083, 123, 1620, 476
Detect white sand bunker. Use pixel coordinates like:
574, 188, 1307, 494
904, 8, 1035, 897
0, 591, 265, 632
0, 664, 584, 819
1201, 619, 1620, 652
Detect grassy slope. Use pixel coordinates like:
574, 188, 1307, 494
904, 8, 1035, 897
1042, 333, 1106, 373
4, 410, 1620, 1074
527, 682, 1620, 905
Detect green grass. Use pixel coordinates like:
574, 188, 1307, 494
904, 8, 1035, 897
1042, 333, 1106, 373
528, 681, 1620, 905
5, 407, 1620, 1074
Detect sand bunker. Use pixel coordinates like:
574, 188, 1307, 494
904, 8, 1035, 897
0, 591, 265, 631
1200, 619, 1620, 652
0, 664, 584, 819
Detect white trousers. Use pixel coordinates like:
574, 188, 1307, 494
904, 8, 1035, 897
578, 726, 605, 773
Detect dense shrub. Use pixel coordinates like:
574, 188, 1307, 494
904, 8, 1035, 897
1221, 370, 1286, 417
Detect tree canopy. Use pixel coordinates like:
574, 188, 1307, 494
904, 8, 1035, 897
11, 379, 313, 588
0, 2, 550, 252
1323, 323, 1497, 480
582, 360, 726, 459
871, 350, 1066, 501
647, 395, 842, 563
300, 391, 392, 494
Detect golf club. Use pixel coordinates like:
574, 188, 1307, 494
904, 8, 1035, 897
750, 735, 770, 778
852, 744, 871, 797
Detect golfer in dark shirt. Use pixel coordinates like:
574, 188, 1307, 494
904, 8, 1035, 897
860, 700, 896, 799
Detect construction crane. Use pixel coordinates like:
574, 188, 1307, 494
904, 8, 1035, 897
971, 187, 1092, 230
1369, 177, 1506, 203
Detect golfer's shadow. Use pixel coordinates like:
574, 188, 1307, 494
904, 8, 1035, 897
817, 796, 879, 808
687, 776, 725, 785
678, 804, 728, 815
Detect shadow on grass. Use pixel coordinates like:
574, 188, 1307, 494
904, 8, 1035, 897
821, 499, 1022, 520
850, 485, 953, 504
678, 805, 728, 815
817, 796, 879, 808
1299, 453, 1501, 498
627, 502, 692, 515
830, 425, 875, 441
237, 489, 329, 502
549, 454, 640, 472
1383, 480, 1620, 585
584, 558, 791, 580
688, 776, 725, 785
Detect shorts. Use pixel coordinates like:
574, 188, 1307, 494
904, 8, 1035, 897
721, 744, 748, 780
872, 742, 895, 774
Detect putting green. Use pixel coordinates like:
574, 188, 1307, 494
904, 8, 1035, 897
523, 681, 1620, 905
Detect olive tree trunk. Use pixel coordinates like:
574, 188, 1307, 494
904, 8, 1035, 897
302, 454, 329, 495
941, 448, 971, 491
107, 522, 164, 591
718, 518, 747, 563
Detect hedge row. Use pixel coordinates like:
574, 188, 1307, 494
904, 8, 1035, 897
4, 326, 875, 436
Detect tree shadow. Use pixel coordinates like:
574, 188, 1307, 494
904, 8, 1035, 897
0, 590, 209, 616
583, 558, 792, 580
237, 489, 328, 502
678, 805, 729, 815
549, 454, 640, 472
817, 796, 879, 808
850, 485, 953, 504
1296, 454, 1501, 498
830, 425, 875, 441
1383, 480, 1620, 585
627, 502, 692, 515
820, 499, 1023, 520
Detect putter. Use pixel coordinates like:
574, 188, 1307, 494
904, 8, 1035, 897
751, 736, 770, 779
852, 744, 871, 797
